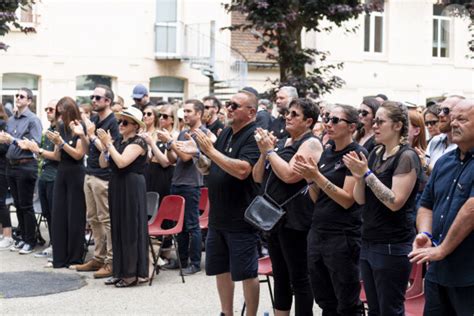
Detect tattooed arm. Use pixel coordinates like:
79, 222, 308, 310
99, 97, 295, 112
365, 169, 417, 211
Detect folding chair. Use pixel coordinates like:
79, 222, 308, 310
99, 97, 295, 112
198, 187, 209, 230
405, 293, 425, 316
148, 195, 185, 285
241, 256, 275, 315
405, 263, 424, 298
146, 192, 160, 224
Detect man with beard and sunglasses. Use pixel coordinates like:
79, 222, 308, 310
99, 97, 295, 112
417, 95, 465, 175
0, 88, 42, 254
75, 85, 119, 279
131, 84, 154, 112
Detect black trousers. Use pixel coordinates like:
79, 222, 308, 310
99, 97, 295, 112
424, 280, 474, 316
307, 230, 363, 316
52, 164, 86, 268
38, 179, 54, 244
6, 162, 37, 245
0, 171, 11, 228
268, 226, 314, 315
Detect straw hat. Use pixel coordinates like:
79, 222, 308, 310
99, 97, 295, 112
114, 106, 146, 128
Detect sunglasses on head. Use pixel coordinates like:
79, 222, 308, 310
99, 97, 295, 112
358, 109, 370, 117
44, 107, 55, 113
424, 120, 439, 127
158, 113, 173, 120
323, 116, 352, 125
117, 119, 135, 127
90, 95, 107, 101
15, 94, 28, 100
437, 107, 450, 115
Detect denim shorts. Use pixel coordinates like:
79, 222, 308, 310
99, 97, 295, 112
205, 227, 258, 281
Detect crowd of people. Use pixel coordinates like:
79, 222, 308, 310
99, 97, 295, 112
0, 83, 472, 316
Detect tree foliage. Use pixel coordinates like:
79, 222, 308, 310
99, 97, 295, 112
0, 0, 36, 51
224, 0, 383, 98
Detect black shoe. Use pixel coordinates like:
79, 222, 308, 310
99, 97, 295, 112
162, 259, 182, 270
115, 278, 138, 288
182, 265, 201, 275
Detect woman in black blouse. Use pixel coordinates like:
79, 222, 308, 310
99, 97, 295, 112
98, 107, 148, 287
294, 104, 366, 315
344, 101, 420, 315
46, 97, 87, 268
252, 98, 323, 315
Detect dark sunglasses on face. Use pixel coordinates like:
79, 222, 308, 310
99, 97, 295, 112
204, 105, 215, 110
118, 119, 135, 127
44, 107, 55, 113
323, 116, 352, 125
425, 120, 439, 127
226, 101, 243, 111
287, 110, 300, 118
437, 107, 450, 115
358, 109, 370, 117
15, 94, 28, 100
373, 118, 387, 126
158, 113, 173, 120
90, 95, 107, 101
133, 98, 143, 102
143, 112, 153, 117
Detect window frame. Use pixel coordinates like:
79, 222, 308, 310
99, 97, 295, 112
154, 0, 182, 58
432, 15, 451, 59
363, 10, 385, 55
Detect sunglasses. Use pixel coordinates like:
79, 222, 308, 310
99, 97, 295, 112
323, 116, 352, 125
358, 110, 370, 117
158, 113, 173, 120
118, 119, 135, 127
90, 95, 107, 101
286, 110, 301, 118
373, 118, 388, 126
424, 120, 439, 127
143, 112, 153, 117
437, 107, 450, 116
15, 94, 28, 100
44, 107, 55, 113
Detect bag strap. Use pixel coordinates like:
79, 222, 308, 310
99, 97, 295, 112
263, 170, 308, 208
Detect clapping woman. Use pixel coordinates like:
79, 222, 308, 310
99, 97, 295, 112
252, 98, 323, 315
97, 107, 148, 287
46, 97, 87, 268
343, 102, 421, 315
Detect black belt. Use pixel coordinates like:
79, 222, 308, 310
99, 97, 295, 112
8, 158, 35, 165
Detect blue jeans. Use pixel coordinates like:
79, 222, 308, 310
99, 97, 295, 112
171, 184, 202, 268
360, 240, 412, 316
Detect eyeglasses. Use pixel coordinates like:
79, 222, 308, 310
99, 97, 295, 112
143, 112, 153, 117
44, 107, 55, 113
90, 95, 107, 101
373, 118, 388, 126
117, 119, 135, 127
358, 110, 370, 117
424, 120, 439, 127
323, 116, 352, 125
15, 94, 28, 100
437, 107, 450, 116
158, 113, 173, 120
226, 101, 242, 110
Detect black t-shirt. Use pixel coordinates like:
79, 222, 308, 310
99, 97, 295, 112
362, 145, 420, 243
207, 119, 224, 137
269, 116, 289, 140
312, 142, 366, 236
86, 112, 120, 180
0, 119, 8, 175
207, 122, 260, 232
263, 133, 315, 231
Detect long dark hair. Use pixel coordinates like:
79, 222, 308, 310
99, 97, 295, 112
56, 97, 81, 134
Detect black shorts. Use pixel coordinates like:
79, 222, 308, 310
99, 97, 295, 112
205, 227, 258, 281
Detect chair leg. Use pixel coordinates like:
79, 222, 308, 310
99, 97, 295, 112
35, 214, 46, 245
149, 239, 163, 286
241, 302, 246, 316
149, 237, 157, 266
172, 235, 185, 283
266, 276, 275, 310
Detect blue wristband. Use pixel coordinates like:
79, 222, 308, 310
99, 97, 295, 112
266, 149, 275, 157
421, 231, 438, 246
59, 142, 66, 150
363, 169, 373, 179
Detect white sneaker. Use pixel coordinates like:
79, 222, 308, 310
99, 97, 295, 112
34, 246, 53, 258
0, 237, 14, 250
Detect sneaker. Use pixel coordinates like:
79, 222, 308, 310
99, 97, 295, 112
93, 263, 113, 279
34, 246, 53, 258
10, 240, 25, 252
75, 259, 103, 272
162, 259, 181, 270
19, 243, 35, 254
182, 265, 201, 275
0, 237, 14, 250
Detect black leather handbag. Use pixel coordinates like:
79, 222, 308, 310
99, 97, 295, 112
244, 171, 307, 232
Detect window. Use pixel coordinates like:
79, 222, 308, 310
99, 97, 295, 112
433, 5, 450, 58
155, 0, 180, 56
15, 3, 38, 27
76, 75, 113, 105
1, 73, 39, 113
363, 11, 384, 53
149, 76, 184, 103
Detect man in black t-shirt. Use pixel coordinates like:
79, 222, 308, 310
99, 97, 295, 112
75, 85, 119, 280
194, 89, 260, 316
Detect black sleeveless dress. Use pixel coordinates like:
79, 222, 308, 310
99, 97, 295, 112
109, 135, 148, 279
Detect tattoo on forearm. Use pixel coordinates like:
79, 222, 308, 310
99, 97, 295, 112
365, 174, 396, 204
323, 180, 338, 192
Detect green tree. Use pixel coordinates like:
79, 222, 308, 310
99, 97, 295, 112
0, 0, 36, 51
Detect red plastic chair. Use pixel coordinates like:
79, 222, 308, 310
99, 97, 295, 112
148, 195, 185, 285
241, 256, 275, 315
405, 293, 425, 316
198, 187, 209, 230
405, 263, 424, 298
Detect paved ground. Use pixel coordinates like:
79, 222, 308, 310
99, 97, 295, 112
1, 217, 322, 315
